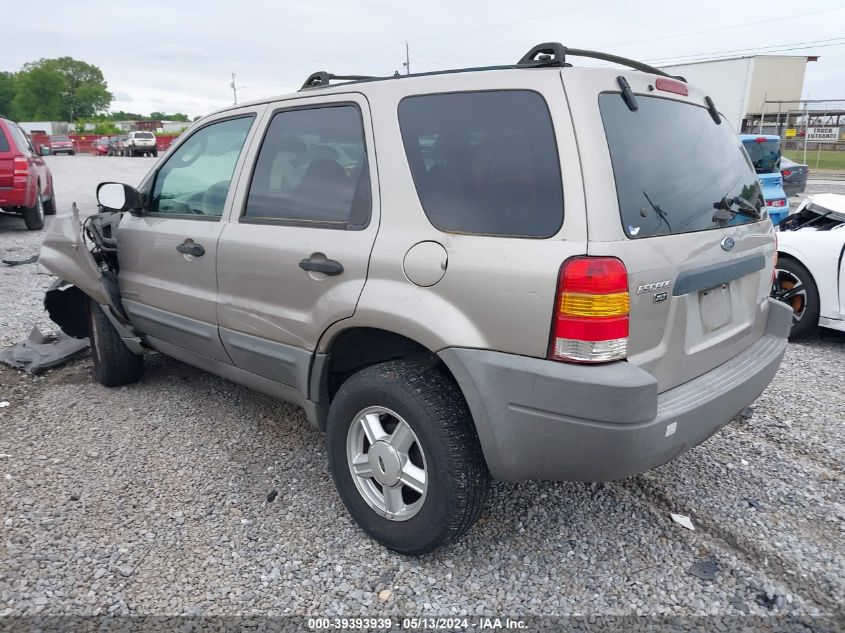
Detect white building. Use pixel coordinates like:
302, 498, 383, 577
659, 55, 817, 132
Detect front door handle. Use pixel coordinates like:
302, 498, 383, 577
176, 239, 205, 257
299, 256, 344, 276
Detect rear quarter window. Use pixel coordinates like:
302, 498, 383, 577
0, 124, 10, 152
398, 90, 563, 238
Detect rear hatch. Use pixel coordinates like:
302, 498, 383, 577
563, 69, 777, 393
133, 132, 156, 147
0, 123, 14, 189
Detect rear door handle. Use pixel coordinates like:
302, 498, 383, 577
299, 256, 344, 276
176, 240, 205, 257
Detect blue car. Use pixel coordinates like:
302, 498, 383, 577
739, 134, 789, 225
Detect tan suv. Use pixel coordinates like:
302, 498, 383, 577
40, 43, 792, 554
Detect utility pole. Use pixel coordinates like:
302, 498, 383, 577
230, 72, 238, 105
402, 41, 410, 75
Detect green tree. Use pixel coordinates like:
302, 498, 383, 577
23, 57, 112, 120
0, 71, 17, 119
91, 120, 122, 135
13, 67, 66, 120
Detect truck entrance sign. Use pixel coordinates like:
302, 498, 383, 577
806, 127, 838, 142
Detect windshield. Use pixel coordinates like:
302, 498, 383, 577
742, 139, 781, 173
599, 94, 763, 239
51, 136, 70, 142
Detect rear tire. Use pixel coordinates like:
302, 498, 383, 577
326, 360, 489, 555
23, 187, 45, 230
772, 257, 819, 339
44, 194, 56, 215
87, 298, 144, 387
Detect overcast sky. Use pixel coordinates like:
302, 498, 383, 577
5, 0, 844, 117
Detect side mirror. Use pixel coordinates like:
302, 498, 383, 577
96, 182, 143, 215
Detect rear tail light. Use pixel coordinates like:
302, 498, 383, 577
13, 156, 29, 176
781, 169, 793, 177
767, 199, 786, 208
549, 257, 629, 363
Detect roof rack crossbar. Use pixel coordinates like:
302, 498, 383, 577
517, 43, 681, 81
301, 71, 379, 90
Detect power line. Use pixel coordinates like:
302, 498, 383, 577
648, 41, 845, 66
592, 5, 845, 51
323, 0, 614, 62
643, 36, 845, 64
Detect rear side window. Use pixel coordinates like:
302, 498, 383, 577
600, 94, 763, 239
244, 105, 370, 227
8, 125, 32, 153
398, 90, 563, 238
0, 124, 9, 152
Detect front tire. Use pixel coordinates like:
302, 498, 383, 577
87, 298, 144, 386
326, 360, 489, 555
23, 187, 45, 230
772, 257, 820, 339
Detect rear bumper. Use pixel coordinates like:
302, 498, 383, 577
0, 183, 32, 208
439, 298, 792, 482
783, 181, 806, 197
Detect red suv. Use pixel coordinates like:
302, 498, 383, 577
0, 118, 56, 230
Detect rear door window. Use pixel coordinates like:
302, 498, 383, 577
398, 90, 563, 238
244, 105, 370, 227
599, 94, 763, 239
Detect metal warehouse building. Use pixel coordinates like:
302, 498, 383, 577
659, 55, 817, 133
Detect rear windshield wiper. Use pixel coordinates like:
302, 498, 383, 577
713, 195, 761, 222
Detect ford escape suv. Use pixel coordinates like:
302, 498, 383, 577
39, 43, 791, 554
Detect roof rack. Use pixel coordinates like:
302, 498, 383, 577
516, 42, 682, 80
298, 42, 684, 91
301, 71, 379, 90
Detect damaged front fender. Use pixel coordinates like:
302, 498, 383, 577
39, 204, 113, 308
38, 204, 143, 354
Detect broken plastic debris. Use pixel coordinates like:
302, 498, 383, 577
687, 559, 717, 581
0, 401, 9, 408
0, 327, 88, 375
1, 255, 38, 266
670, 513, 695, 530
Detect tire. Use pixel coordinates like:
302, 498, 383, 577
69, 150, 75, 155
22, 186, 45, 230
87, 298, 144, 387
44, 193, 56, 215
772, 256, 820, 339
326, 360, 489, 555
152, 150, 158, 157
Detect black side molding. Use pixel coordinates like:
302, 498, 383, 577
673, 253, 766, 296
617, 76, 638, 111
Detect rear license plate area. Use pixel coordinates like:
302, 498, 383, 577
699, 284, 732, 333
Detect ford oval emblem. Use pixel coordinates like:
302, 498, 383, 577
721, 237, 735, 251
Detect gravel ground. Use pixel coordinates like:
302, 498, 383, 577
1, 157, 844, 620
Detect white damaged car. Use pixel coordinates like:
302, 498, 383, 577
773, 194, 845, 338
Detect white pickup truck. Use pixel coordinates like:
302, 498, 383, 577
123, 131, 157, 157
